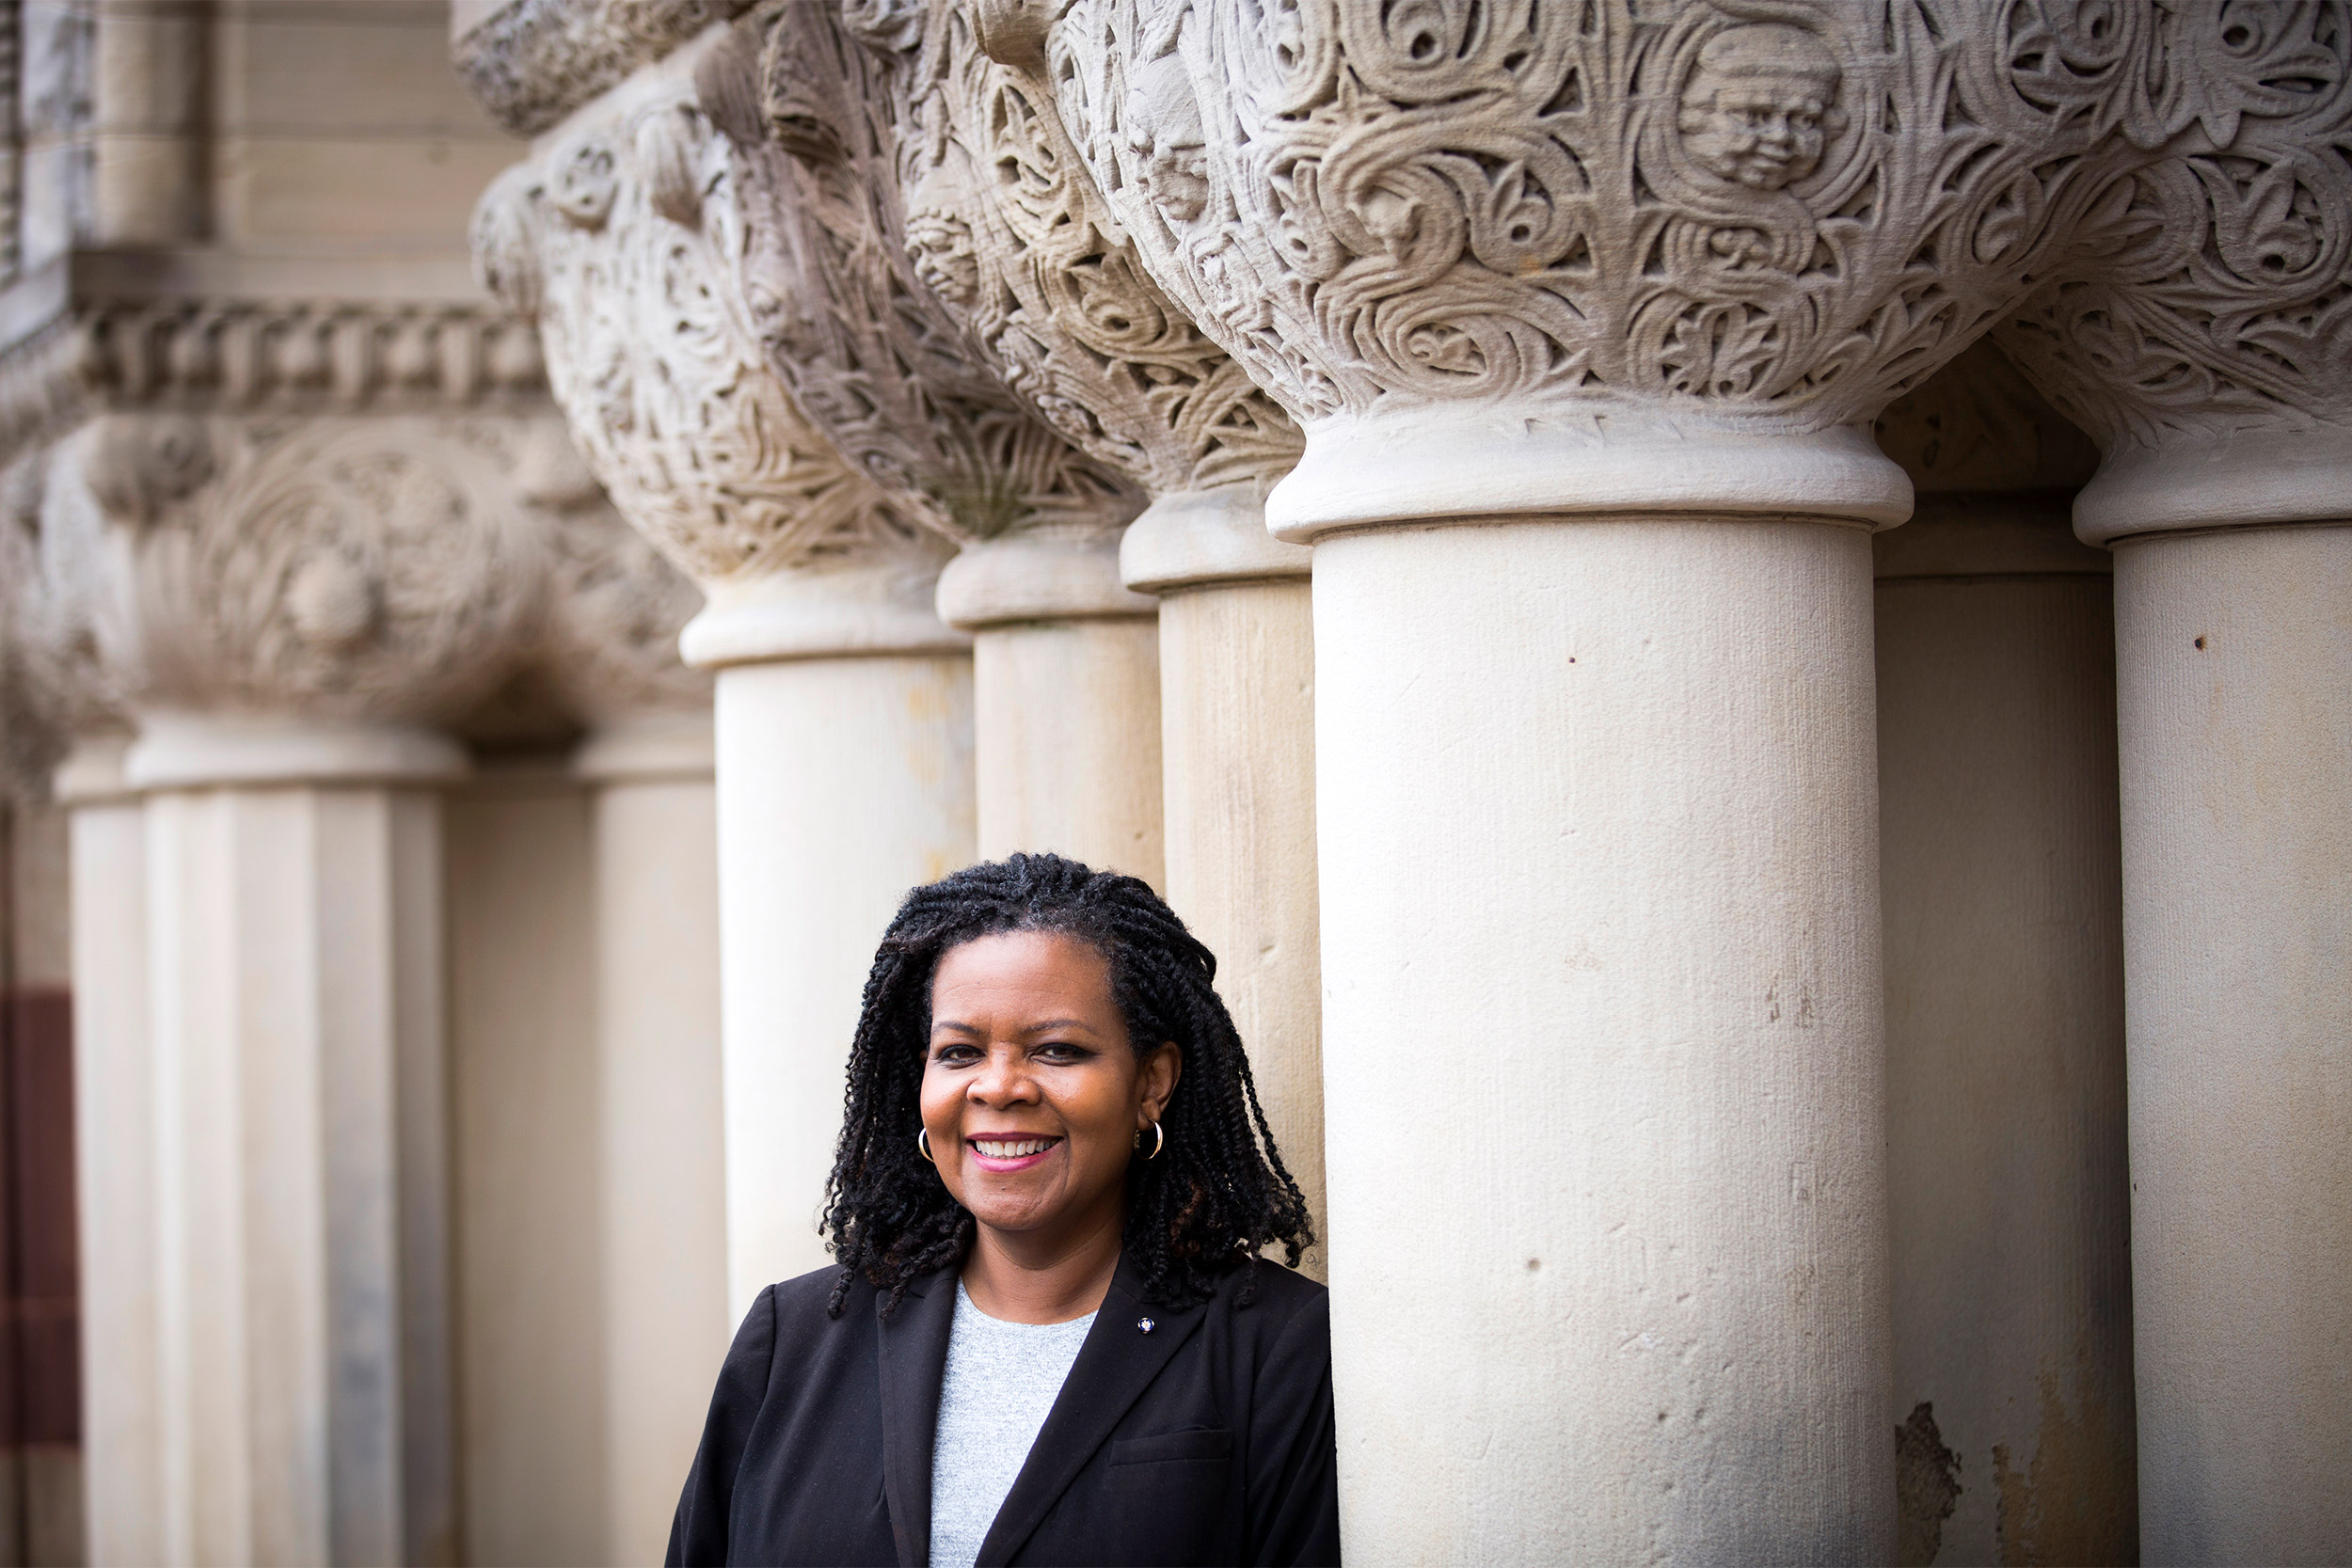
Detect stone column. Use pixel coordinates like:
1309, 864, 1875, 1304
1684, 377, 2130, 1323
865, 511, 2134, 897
50, 410, 542, 1566
1870, 345, 2135, 1566
1043, 4, 2117, 1557
1996, 39, 2352, 1552
849, 0, 1322, 1224
538, 489, 729, 1563
56, 737, 160, 1568
473, 54, 976, 1310
701, 6, 1169, 880
1122, 499, 1323, 1271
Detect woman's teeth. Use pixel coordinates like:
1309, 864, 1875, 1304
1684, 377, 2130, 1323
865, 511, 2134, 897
973, 1137, 1056, 1159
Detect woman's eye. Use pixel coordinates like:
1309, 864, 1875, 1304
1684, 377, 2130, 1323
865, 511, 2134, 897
1035, 1042, 1090, 1063
933, 1043, 980, 1064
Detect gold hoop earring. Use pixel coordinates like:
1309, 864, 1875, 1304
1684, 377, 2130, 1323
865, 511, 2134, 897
916, 1128, 934, 1164
1135, 1120, 1164, 1161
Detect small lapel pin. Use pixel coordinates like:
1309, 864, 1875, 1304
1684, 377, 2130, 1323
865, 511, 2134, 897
1136, 1317, 1156, 1335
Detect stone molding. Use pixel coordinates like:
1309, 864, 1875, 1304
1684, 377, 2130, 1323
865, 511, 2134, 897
0, 273, 551, 476
472, 46, 942, 597
702, 1, 1144, 544
455, 0, 764, 135
846, 0, 1303, 504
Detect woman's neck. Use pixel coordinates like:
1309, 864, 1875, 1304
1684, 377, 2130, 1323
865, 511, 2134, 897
961, 1186, 1125, 1324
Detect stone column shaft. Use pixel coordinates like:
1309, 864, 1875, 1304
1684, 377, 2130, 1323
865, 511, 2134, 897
60, 739, 163, 1568
573, 713, 730, 1564
1314, 514, 1891, 1562
135, 721, 458, 1567
1873, 493, 2136, 1566
707, 641, 975, 1306
1125, 493, 1323, 1268
2111, 523, 2350, 1562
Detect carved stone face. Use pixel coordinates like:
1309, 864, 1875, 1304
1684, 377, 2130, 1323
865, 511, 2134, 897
906, 210, 982, 309
1123, 53, 1210, 229
1676, 24, 1841, 192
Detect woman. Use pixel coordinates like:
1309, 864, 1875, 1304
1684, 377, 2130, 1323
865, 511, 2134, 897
668, 853, 1338, 1566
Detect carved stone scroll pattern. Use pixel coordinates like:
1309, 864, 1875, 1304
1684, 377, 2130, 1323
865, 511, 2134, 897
1994, 3, 2352, 450
50, 414, 548, 724
850, 0, 1302, 498
712, 0, 1145, 541
518, 427, 714, 719
474, 82, 934, 586
456, 0, 763, 135
1047, 0, 2154, 436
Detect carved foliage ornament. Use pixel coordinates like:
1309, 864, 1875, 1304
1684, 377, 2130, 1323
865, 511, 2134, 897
843, 0, 1303, 498
49, 415, 548, 723
456, 0, 764, 135
474, 77, 935, 586
1994, 2, 2352, 449
1046, 0, 2188, 436
706, 0, 1144, 540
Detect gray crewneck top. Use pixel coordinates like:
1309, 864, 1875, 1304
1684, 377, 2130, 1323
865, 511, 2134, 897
928, 1280, 1097, 1568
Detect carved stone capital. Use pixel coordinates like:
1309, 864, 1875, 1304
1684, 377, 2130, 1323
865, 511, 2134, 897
1992, 3, 2352, 542
845, 0, 1302, 508
473, 43, 956, 652
46, 412, 549, 729
1038, 0, 2150, 538
518, 426, 715, 723
698, 1, 1145, 546
455, 0, 762, 135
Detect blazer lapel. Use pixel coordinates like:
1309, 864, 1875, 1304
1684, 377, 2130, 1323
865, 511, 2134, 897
876, 1271, 958, 1568
976, 1259, 1210, 1567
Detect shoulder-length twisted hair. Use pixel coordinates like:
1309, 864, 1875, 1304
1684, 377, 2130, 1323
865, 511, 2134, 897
821, 852, 1312, 1317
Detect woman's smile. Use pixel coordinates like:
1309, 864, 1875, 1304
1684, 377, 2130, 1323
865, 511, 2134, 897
967, 1132, 1064, 1170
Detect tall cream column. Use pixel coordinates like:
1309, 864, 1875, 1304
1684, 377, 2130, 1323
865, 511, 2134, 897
56, 737, 160, 1568
1997, 47, 2352, 1552
572, 711, 725, 1562
702, 7, 1169, 881
850, 1, 1321, 1222
1870, 347, 2135, 1566
1047, 3, 2123, 1556
48, 410, 545, 1565
532, 486, 731, 1563
474, 50, 977, 1311
1122, 499, 1322, 1270
937, 536, 1164, 880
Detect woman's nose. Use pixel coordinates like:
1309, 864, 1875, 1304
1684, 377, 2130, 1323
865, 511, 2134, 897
969, 1050, 1038, 1104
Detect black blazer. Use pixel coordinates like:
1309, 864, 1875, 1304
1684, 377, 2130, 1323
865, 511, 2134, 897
667, 1251, 1340, 1566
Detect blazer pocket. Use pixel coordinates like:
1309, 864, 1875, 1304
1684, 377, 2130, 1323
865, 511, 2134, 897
1110, 1427, 1234, 1467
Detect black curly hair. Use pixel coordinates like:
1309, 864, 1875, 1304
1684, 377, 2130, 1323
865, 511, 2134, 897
821, 852, 1313, 1318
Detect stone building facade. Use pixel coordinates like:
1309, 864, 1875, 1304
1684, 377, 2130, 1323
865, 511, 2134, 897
0, 0, 2342, 1564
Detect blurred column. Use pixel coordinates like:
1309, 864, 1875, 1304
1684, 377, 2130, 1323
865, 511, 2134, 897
1872, 346, 2135, 1567
49, 410, 543, 1565
56, 738, 157, 1568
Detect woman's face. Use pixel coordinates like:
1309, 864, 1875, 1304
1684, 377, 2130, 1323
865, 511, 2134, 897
922, 929, 1180, 1244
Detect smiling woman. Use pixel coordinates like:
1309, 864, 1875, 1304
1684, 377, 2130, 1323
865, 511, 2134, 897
668, 854, 1336, 1567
